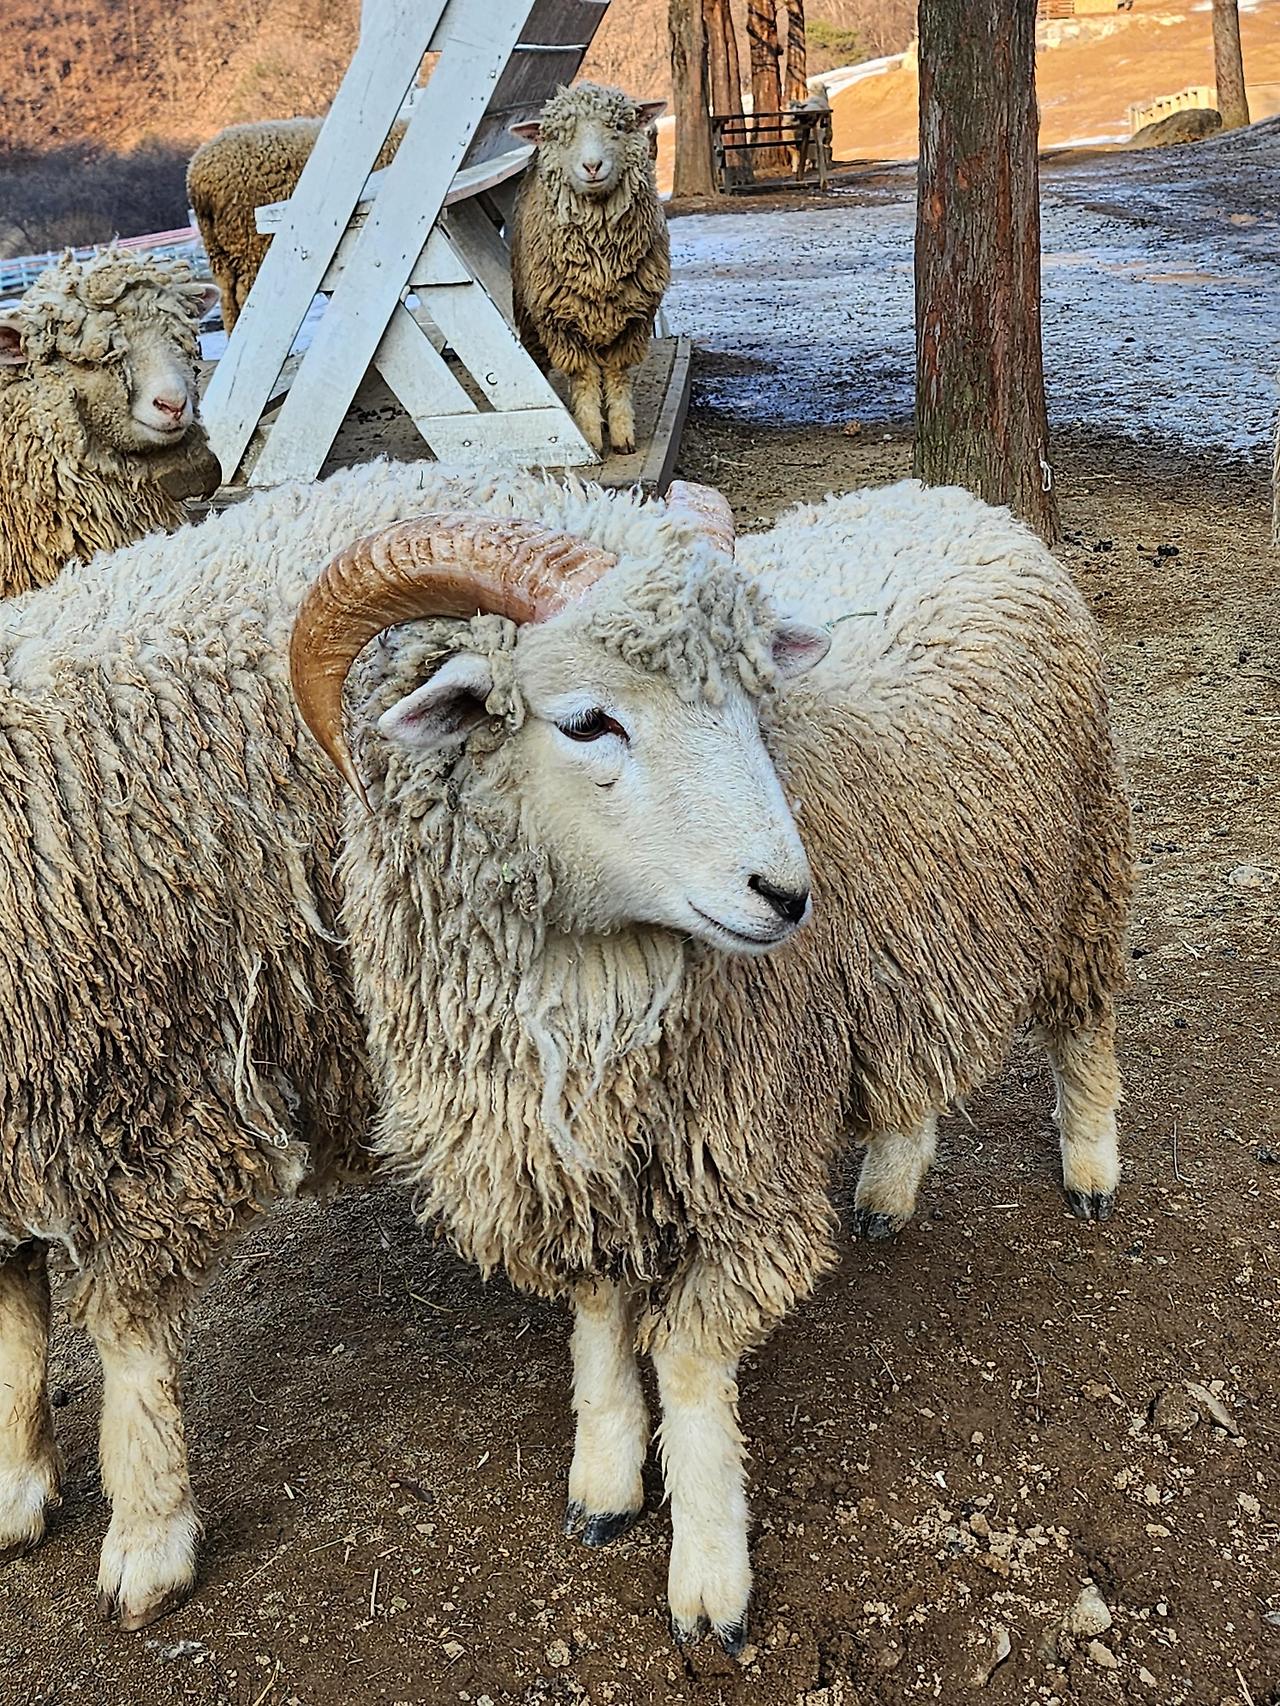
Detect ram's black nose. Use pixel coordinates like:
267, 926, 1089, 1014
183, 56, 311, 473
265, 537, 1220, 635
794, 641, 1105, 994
748, 874, 809, 924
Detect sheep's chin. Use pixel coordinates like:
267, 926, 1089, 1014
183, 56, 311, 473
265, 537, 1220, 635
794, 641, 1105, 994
685, 904, 797, 958
570, 172, 618, 198
129, 415, 191, 447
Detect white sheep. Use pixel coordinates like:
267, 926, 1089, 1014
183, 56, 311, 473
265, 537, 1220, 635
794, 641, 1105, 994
0, 248, 220, 596
287, 473, 1132, 1650
0, 462, 1128, 1641
510, 83, 669, 456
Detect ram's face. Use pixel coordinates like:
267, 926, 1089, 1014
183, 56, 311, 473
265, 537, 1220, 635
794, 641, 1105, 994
379, 618, 829, 956
563, 111, 632, 196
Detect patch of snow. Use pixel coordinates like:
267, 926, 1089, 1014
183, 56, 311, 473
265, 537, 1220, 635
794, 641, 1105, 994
666, 183, 1280, 455
1053, 134, 1131, 147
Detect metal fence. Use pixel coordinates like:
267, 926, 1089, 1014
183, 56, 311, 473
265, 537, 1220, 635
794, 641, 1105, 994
0, 226, 210, 297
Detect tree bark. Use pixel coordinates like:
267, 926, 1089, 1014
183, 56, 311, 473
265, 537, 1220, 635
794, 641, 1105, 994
914, 0, 1059, 544
670, 0, 716, 196
1212, 0, 1250, 130
784, 0, 807, 105
747, 0, 789, 168
705, 0, 742, 115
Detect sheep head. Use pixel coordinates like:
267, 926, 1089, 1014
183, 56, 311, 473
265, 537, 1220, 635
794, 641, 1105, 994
511, 84, 666, 200
290, 485, 833, 957
0, 248, 219, 460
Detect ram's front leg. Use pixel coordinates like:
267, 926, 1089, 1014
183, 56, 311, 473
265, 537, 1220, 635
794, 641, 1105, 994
565, 1279, 647, 1546
652, 1327, 750, 1653
82, 1280, 202, 1631
0, 1243, 60, 1559
853, 1112, 938, 1238
1043, 1014, 1121, 1221
602, 364, 637, 456
566, 361, 605, 457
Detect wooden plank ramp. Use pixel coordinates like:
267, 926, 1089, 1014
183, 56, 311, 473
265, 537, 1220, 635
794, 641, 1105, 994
191, 335, 692, 519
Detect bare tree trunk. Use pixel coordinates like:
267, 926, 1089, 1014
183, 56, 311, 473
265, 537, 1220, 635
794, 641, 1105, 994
747, 0, 789, 168
1212, 0, 1250, 130
784, 0, 807, 104
670, 0, 716, 197
914, 0, 1059, 544
706, 0, 743, 113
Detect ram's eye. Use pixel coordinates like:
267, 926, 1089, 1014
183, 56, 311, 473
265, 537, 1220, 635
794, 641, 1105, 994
557, 708, 628, 743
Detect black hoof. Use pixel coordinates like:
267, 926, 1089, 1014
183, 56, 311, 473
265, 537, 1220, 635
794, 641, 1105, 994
670, 1612, 709, 1646
716, 1617, 748, 1657
853, 1207, 902, 1241
1067, 1189, 1116, 1223
581, 1508, 641, 1548
564, 1500, 585, 1537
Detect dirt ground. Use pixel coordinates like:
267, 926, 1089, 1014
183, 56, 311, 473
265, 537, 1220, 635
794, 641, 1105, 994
6, 150, 1280, 1706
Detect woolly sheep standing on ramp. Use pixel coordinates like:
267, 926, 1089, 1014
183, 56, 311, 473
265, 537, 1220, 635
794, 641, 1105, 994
0, 249, 220, 595
510, 83, 669, 457
290, 474, 1132, 1650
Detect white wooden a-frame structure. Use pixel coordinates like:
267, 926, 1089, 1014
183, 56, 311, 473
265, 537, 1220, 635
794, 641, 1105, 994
201, 0, 616, 486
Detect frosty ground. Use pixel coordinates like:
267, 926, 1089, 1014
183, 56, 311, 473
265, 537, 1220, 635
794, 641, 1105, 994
2, 131, 1278, 1706
668, 123, 1280, 456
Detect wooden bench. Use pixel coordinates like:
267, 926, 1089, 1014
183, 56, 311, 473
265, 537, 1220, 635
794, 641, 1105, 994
712, 108, 833, 193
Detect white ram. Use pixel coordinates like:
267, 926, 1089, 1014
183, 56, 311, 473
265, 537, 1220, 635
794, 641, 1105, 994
289, 474, 1132, 1649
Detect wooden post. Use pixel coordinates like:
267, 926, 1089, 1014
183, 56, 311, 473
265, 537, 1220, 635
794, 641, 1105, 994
783, 0, 807, 105
1212, 0, 1251, 130
914, 0, 1059, 545
670, 0, 716, 196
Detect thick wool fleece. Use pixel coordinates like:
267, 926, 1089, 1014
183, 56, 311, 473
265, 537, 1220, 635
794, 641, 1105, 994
187, 119, 406, 331
0, 250, 217, 597
342, 478, 1131, 1361
0, 455, 560, 1316
510, 86, 670, 378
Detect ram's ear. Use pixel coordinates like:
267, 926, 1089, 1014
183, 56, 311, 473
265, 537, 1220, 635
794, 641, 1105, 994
0, 316, 27, 365
510, 119, 543, 144
636, 100, 667, 126
772, 621, 831, 680
377, 653, 494, 752
190, 283, 221, 319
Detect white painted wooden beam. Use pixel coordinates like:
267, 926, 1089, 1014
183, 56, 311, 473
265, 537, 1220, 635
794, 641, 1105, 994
202, 0, 450, 480
250, 0, 538, 486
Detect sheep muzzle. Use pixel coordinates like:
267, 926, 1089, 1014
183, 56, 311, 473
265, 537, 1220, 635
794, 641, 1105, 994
289, 512, 617, 809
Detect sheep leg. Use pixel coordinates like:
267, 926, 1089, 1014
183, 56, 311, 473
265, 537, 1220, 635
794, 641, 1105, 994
1044, 1014, 1121, 1222
83, 1283, 201, 1631
602, 366, 637, 457
852, 1113, 938, 1238
568, 365, 605, 457
0, 1244, 60, 1560
565, 1279, 647, 1547
652, 1334, 750, 1654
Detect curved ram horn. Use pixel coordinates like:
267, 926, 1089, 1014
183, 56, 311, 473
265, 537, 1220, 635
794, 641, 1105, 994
665, 481, 735, 555
289, 511, 617, 809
